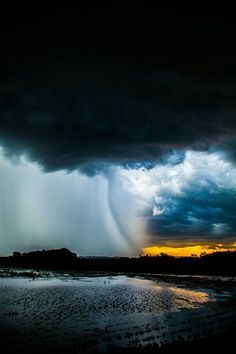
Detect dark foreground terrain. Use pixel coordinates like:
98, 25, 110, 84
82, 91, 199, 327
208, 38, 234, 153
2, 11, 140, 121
112, 328, 236, 354
1, 327, 235, 354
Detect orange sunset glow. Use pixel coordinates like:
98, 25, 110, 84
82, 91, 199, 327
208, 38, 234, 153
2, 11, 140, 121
142, 243, 236, 257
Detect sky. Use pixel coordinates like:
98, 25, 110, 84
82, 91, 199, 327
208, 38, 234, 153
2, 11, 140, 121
0, 8, 236, 256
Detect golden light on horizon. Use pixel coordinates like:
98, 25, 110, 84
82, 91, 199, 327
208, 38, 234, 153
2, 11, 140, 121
142, 244, 236, 257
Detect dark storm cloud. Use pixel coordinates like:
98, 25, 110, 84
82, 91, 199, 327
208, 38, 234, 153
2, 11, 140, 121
144, 151, 236, 243
0, 9, 236, 173
1, 65, 236, 173
148, 194, 236, 241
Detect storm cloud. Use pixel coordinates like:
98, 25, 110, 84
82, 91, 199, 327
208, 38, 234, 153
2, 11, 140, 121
0, 9, 236, 254
0, 10, 236, 174
121, 150, 236, 245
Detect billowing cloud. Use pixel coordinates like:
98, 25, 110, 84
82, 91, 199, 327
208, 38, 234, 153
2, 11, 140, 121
1, 148, 235, 255
120, 150, 236, 245
0, 30, 236, 174
152, 206, 165, 216
0, 11, 236, 255
1, 67, 236, 175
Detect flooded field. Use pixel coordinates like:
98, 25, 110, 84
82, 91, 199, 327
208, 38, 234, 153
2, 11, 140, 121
0, 274, 236, 353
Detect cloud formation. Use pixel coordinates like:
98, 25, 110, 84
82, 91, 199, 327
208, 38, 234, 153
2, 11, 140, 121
0, 10, 236, 254
0, 151, 145, 256
120, 150, 236, 245
0, 20, 236, 174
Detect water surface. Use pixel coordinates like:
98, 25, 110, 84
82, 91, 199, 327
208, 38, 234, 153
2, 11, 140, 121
0, 274, 235, 352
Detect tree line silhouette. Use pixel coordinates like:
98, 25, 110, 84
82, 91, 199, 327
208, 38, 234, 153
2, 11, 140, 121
0, 248, 235, 275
